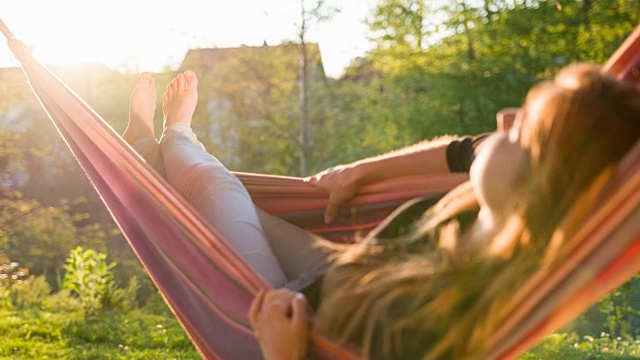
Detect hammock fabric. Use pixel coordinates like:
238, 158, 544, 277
1, 19, 639, 359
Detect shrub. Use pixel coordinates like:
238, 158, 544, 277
63, 247, 116, 315
12, 275, 51, 308
120, 275, 140, 310
597, 274, 640, 338
102, 275, 140, 311
41, 288, 82, 312
0, 260, 29, 308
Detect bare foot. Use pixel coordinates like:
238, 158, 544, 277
123, 72, 157, 144
162, 70, 198, 129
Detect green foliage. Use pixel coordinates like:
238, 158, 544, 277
522, 332, 640, 359
63, 247, 118, 315
102, 275, 140, 312
186, 42, 326, 176
0, 286, 10, 309
355, 0, 639, 148
368, 0, 427, 51
65, 309, 196, 351
12, 275, 52, 308
0, 306, 199, 359
41, 288, 82, 312
142, 291, 175, 316
0, 196, 112, 288
0, 308, 68, 358
2, 303, 640, 359
63, 247, 139, 315
0, 261, 29, 308
597, 274, 640, 338
5, 203, 79, 280
310, 80, 398, 169
0, 129, 25, 192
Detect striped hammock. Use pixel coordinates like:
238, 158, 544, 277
1, 19, 639, 359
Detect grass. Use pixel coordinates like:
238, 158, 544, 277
0, 307, 200, 360
1, 306, 640, 359
522, 333, 640, 359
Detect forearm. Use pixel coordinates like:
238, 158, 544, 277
345, 136, 455, 187
305, 136, 467, 223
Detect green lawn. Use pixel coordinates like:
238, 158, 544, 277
523, 333, 640, 359
0, 308, 199, 360
1, 307, 639, 359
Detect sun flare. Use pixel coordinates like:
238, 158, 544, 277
1, 0, 372, 77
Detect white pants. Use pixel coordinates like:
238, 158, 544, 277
132, 123, 333, 288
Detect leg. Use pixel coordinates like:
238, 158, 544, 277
160, 71, 287, 287
123, 72, 165, 176
256, 208, 336, 290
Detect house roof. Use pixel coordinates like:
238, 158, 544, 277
178, 42, 325, 79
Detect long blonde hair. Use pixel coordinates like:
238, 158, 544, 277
316, 64, 640, 359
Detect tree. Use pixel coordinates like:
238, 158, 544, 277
295, 0, 339, 176
181, 43, 327, 176
368, 0, 427, 52
357, 0, 639, 142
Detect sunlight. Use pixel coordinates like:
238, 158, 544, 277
2, 1, 297, 72
2, 2, 188, 72
1, 0, 372, 77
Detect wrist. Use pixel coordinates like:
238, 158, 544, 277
344, 160, 370, 188
349, 156, 395, 186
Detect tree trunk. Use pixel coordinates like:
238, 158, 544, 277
298, 4, 310, 176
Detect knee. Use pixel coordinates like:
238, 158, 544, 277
174, 162, 240, 200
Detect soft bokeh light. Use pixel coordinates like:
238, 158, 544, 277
0, 0, 376, 77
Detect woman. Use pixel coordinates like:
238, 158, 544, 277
124, 64, 640, 359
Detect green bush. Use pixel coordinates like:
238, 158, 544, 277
0, 261, 30, 309
41, 288, 82, 312
12, 275, 51, 308
101, 274, 140, 311
597, 274, 640, 338
63, 247, 117, 315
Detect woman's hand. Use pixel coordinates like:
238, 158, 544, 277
248, 289, 313, 360
304, 164, 362, 224
304, 138, 453, 224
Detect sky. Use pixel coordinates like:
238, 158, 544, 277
0, 0, 378, 78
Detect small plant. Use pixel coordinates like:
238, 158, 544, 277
12, 275, 51, 308
0, 260, 29, 308
63, 247, 117, 315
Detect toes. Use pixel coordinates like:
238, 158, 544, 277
166, 79, 176, 99
137, 72, 154, 86
184, 70, 198, 89
176, 73, 187, 93
147, 76, 156, 89
162, 71, 198, 116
